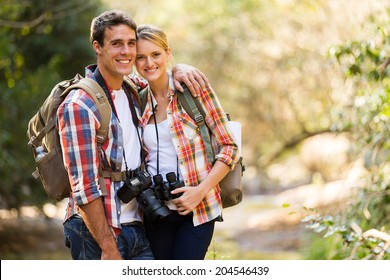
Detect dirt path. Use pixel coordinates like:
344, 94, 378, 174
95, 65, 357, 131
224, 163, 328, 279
0, 195, 306, 260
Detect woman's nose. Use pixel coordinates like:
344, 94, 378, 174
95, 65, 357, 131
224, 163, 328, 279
146, 56, 153, 66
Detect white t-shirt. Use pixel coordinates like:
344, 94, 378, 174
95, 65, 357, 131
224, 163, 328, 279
112, 88, 142, 223
144, 119, 182, 210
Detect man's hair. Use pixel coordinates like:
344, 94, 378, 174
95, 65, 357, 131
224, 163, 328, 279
90, 10, 137, 46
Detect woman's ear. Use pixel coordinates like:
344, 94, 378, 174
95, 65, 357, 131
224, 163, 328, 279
167, 47, 174, 68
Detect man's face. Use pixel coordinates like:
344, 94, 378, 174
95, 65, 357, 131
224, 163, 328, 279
94, 24, 136, 84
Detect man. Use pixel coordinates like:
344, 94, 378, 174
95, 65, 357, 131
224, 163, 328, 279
57, 10, 209, 260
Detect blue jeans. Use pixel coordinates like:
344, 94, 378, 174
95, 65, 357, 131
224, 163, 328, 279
64, 216, 154, 260
145, 211, 215, 260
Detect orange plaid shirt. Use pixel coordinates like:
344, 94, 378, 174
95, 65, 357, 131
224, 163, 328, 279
141, 76, 239, 226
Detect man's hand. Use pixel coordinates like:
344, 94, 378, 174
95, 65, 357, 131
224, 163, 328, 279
172, 64, 210, 97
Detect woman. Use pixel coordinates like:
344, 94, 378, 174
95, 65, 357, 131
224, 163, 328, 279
135, 24, 239, 260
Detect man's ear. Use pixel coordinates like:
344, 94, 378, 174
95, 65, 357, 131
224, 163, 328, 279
93, 40, 101, 54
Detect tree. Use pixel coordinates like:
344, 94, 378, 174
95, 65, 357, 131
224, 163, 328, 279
302, 10, 390, 260
0, 0, 103, 210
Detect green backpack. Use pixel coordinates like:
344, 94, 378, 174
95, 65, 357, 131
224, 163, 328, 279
27, 74, 111, 201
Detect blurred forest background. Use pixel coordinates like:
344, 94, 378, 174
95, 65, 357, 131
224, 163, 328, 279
1, 0, 390, 260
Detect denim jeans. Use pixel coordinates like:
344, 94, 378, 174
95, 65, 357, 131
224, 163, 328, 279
64, 216, 154, 260
145, 211, 215, 260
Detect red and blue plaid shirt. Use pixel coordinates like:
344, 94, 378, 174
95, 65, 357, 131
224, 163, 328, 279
57, 65, 145, 234
141, 75, 239, 226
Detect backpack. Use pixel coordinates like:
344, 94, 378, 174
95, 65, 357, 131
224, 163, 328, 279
140, 86, 244, 208
27, 74, 111, 201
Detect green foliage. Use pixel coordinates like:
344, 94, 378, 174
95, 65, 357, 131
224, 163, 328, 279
302, 10, 390, 260
302, 211, 390, 259
0, 0, 103, 210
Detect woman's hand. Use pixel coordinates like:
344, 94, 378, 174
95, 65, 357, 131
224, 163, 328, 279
171, 186, 206, 215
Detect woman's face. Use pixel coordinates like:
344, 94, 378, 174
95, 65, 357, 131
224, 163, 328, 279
135, 38, 171, 82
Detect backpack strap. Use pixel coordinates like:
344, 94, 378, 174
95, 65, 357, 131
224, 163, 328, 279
122, 77, 147, 166
64, 78, 111, 146
176, 86, 215, 164
139, 87, 149, 115
123, 76, 141, 107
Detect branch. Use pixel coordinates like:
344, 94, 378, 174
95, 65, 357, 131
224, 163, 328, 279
49, 1, 95, 21
0, 13, 47, 28
378, 57, 390, 75
362, 229, 390, 242
363, 229, 390, 260
259, 128, 334, 167
0, 1, 94, 29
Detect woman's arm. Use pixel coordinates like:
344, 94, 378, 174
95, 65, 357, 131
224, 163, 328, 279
171, 85, 239, 215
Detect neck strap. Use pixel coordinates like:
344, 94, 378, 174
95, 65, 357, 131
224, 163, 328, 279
150, 92, 180, 180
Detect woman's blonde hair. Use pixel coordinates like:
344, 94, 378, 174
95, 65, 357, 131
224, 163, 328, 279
136, 24, 169, 52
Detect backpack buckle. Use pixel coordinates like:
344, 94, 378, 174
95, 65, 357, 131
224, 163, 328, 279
194, 114, 204, 125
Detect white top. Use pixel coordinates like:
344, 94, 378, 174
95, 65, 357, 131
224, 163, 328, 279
112, 88, 142, 223
144, 119, 182, 210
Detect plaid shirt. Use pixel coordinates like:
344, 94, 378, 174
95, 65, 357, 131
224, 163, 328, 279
141, 75, 239, 226
57, 65, 144, 234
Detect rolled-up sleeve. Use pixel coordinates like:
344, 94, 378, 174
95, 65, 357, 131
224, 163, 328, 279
201, 86, 239, 170
57, 90, 102, 205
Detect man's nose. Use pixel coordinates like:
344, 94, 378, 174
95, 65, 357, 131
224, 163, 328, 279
121, 44, 130, 54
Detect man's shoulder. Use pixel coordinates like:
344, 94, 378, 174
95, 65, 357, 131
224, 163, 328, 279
60, 88, 98, 113
127, 73, 148, 90
124, 75, 137, 89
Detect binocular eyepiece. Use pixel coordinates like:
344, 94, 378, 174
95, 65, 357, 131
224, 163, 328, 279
153, 172, 185, 201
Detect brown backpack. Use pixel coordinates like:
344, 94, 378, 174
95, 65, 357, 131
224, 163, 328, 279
27, 74, 111, 201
